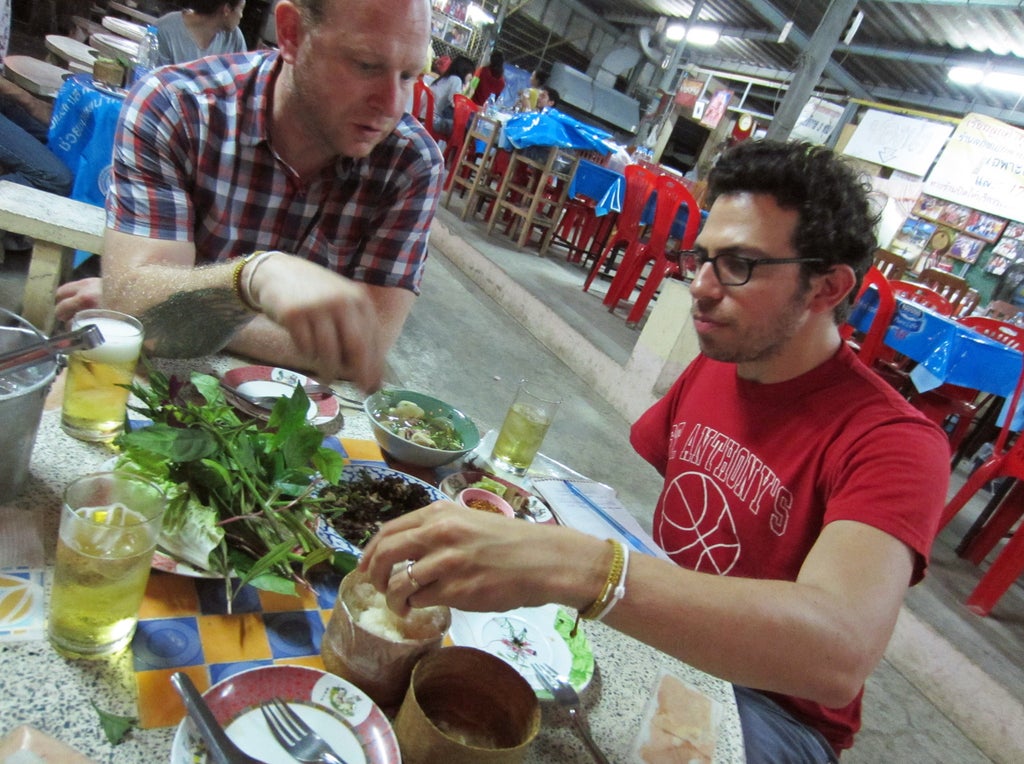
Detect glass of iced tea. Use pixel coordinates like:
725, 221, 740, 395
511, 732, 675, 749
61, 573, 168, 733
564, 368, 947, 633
60, 309, 144, 442
48, 471, 166, 658
490, 380, 560, 476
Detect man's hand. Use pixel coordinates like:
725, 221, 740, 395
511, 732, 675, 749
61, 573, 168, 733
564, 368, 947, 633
55, 277, 103, 325
248, 252, 386, 391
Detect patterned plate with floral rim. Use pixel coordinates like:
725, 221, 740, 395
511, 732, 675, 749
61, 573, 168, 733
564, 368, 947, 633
169, 664, 399, 764
446, 603, 595, 698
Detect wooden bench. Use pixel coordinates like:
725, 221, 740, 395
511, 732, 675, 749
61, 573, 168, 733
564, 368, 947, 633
2, 55, 72, 100
0, 181, 106, 332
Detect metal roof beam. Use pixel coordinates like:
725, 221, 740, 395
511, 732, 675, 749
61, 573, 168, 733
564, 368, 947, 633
866, 85, 1024, 126
863, 0, 1024, 8
742, 0, 871, 98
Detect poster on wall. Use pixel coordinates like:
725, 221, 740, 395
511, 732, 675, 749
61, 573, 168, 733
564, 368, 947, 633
843, 109, 954, 176
700, 89, 733, 129
675, 78, 704, 109
790, 97, 846, 145
923, 112, 1024, 221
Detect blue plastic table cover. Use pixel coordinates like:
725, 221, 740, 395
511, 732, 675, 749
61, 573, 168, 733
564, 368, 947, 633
502, 109, 612, 153
848, 287, 1022, 397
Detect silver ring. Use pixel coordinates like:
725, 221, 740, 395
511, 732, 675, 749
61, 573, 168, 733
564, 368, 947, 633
406, 560, 422, 590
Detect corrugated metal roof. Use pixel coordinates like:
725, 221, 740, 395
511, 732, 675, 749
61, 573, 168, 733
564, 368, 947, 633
494, 0, 1024, 127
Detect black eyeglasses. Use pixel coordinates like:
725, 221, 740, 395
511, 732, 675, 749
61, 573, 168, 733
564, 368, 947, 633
683, 250, 826, 286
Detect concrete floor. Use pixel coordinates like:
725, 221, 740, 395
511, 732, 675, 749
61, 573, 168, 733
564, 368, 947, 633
2, 202, 1022, 762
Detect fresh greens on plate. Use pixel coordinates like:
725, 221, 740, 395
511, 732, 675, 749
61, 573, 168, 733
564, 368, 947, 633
114, 368, 347, 597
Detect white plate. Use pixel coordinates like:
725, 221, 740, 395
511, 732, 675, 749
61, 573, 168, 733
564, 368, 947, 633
170, 664, 400, 764
220, 365, 340, 427
448, 603, 595, 698
315, 463, 447, 557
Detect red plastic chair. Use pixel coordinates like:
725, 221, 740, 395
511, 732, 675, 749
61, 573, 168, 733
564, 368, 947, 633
841, 267, 898, 368
412, 77, 439, 142
582, 164, 657, 293
442, 94, 479, 189
891, 281, 953, 316
603, 174, 701, 325
959, 316, 1024, 349
936, 365, 1024, 615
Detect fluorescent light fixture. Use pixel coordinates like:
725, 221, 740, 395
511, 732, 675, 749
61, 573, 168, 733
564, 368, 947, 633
948, 66, 984, 85
665, 24, 686, 42
985, 71, 1024, 93
466, 4, 494, 25
665, 24, 719, 46
948, 65, 1024, 93
686, 26, 720, 47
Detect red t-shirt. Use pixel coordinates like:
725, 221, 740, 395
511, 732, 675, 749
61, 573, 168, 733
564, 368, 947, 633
630, 344, 949, 753
471, 66, 505, 105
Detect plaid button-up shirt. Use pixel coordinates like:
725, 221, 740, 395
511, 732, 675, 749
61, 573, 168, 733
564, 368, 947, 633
107, 51, 443, 293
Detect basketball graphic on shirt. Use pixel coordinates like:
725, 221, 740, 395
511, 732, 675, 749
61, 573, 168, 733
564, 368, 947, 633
656, 471, 740, 574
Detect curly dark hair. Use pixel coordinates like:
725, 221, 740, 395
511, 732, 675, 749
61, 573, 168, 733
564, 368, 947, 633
707, 140, 879, 322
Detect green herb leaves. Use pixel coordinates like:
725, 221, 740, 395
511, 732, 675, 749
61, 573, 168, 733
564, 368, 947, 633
116, 367, 345, 597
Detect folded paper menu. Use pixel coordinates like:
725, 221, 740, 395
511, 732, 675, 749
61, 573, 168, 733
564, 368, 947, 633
631, 671, 722, 763
532, 478, 670, 560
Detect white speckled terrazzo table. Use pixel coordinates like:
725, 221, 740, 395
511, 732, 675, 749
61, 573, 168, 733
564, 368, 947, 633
0, 356, 745, 763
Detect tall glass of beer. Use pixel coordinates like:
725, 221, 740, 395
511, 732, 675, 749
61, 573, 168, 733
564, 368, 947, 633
491, 380, 560, 476
48, 471, 166, 658
60, 309, 143, 442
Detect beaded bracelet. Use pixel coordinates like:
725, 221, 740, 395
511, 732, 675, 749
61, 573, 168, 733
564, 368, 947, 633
570, 539, 626, 638
595, 543, 629, 622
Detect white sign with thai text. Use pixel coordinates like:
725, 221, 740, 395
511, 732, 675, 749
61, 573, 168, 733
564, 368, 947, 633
924, 112, 1024, 222
790, 98, 845, 146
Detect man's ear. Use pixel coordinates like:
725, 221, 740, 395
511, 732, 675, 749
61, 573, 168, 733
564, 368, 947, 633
810, 264, 857, 314
274, 1, 303, 63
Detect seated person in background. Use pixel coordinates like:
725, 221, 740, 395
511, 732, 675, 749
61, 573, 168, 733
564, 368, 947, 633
470, 50, 504, 106
56, 0, 444, 392
360, 140, 950, 761
420, 54, 448, 86
515, 67, 548, 111
428, 54, 473, 138
536, 85, 557, 110
0, 78, 72, 251
156, 0, 248, 66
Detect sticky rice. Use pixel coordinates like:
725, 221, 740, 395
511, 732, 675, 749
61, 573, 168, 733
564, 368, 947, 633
348, 581, 447, 641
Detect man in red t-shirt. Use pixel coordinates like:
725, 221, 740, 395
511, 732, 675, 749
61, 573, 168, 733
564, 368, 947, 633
361, 140, 950, 762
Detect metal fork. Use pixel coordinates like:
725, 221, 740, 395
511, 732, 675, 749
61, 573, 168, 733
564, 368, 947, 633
259, 697, 347, 764
533, 663, 610, 764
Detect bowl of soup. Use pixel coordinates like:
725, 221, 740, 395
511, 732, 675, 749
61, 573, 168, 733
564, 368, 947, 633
365, 389, 480, 468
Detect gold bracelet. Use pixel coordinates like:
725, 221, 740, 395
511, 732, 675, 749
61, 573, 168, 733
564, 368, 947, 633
232, 251, 265, 312
570, 539, 625, 637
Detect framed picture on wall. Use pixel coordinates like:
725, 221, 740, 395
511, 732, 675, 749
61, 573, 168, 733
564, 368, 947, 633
948, 233, 985, 263
994, 235, 1024, 260
1004, 222, 1024, 240
964, 210, 1007, 243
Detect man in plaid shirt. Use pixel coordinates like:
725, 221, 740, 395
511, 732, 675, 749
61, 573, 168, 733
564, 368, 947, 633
57, 0, 442, 391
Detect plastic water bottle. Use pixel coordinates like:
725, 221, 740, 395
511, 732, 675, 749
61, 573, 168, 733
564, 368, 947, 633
132, 25, 160, 84
485, 94, 497, 116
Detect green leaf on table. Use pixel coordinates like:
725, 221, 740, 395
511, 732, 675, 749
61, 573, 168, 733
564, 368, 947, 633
91, 701, 136, 745
119, 423, 218, 462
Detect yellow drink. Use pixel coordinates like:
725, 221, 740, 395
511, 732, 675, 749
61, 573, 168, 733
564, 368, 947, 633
61, 312, 143, 442
492, 402, 553, 475
48, 473, 165, 658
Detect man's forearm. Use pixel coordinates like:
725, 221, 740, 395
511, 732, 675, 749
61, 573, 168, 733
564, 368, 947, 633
103, 247, 255, 358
